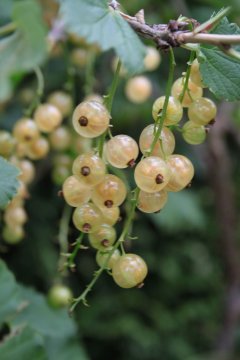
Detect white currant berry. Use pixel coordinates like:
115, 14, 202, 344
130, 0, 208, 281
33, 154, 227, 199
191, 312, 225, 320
171, 77, 203, 107
96, 248, 121, 269
188, 97, 217, 126
47, 91, 73, 117
139, 124, 175, 157
105, 135, 139, 168
125, 76, 152, 104
166, 154, 194, 192
182, 121, 206, 145
137, 189, 168, 213
63, 175, 92, 207
34, 103, 63, 133
88, 224, 116, 250
152, 96, 183, 125
13, 118, 39, 143
72, 101, 110, 138
134, 156, 170, 193
144, 46, 161, 71
72, 203, 103, 233
112, 254, 148, 288
49, 126, 72, 151
27, 136, 50, 160
72, 152, 106, 186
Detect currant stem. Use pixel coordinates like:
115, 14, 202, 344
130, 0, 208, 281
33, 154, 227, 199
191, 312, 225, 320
98, 59, 122, 158
70, 187, 140, 312
67, 232, 84, 270
58, 205, 72, 273
24, 66, 45, 116
179, 51, 195, 103
149, 47, 176, 156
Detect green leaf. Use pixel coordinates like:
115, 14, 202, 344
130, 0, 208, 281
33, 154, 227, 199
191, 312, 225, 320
0, 156, 20, 210
12, 286, 76, 338
199, 17, 240, 101
0, 260, 23, 325
0, 326, 47, 360
148, 191, 206, 232
58, 0, 146, 74
46, 337, 90, 360
0, 0, 47, 101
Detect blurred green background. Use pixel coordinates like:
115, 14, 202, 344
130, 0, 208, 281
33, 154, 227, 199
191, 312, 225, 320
0, 0, 240, 359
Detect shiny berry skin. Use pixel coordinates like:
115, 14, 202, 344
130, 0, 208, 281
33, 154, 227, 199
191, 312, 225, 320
34, 103, 63, 133
171, 77, 203, 107
137, 189, 168, 213
89, 224, 116, 250
13, 118, 39, 143
144, 46, 161, 71
72, 101, 110, 138
27, 136, 50, 160
139, 124, 175, 158
47, 91, 73, 117
96, 248, 121, 269
189, 59, 206, 88
4, 206, 27, 226
72, 203, 103, 233
166, 154, 194, 192
112, 254, 148, 288
182, 121, 206, 145
63, 175, 91, 207
188, 97, 217, 126
91, 174, 127, 208
72, 152, 106, 186
49, 126, 71, 151
134, 156, 170, 193
99, 206, 120, 226
0, 131, 16, 158
152, 96, 183, 125
48, 284, 73, 308
18, 159, 35, 184
105, 135, 139, 168
125, 76, 152, 104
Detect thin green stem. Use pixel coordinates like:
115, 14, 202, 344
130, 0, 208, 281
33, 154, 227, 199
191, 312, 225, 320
70, 186, 139, 311
58, 205, 72, 273
84, 51, 96, 96
98, 59, 122, 158
24, 66, 45, 116
0, 22, 16, 36
179, 51, 195, 103
67, 232, 84, 270
149, 48, 176, 156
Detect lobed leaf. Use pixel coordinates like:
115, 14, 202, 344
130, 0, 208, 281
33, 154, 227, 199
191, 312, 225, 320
58, 0, 146, 74
0, 156, 20, 210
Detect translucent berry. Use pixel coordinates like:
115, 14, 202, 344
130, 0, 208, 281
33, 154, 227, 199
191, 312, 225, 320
125, 76, 152, 104
171, 77, 203, 107
18, 159, 35, 184
105, 135, 139, 168
13, 118, 39, 143
89, 224, 116, 250
63, 175, 91, 207
152, 96, 183, 125
144, 46, 161, 71
134, 156, 170, 193
27, 136, 50, 160
48, 284, 73, 308
72, 152, 106, 186
182, 121, 206, 145
4, 206, 27, 226
0, 131, 16, 158
72, 203, 103, 233
34, 103, 63, 133
188, 97, 217, 126
3, 225, 24, 244
139, 124, 175, 157
137, 189, 168, 213
99, 206, 120, 226
112, 254, 148, 288
47, 91, 73, 117
91, 174, 127, 208
166, 154, 194, 192
96, 248, 121, 269
49, 126, 71, 151
72, 101, 110, 138
189, 59, 206, 88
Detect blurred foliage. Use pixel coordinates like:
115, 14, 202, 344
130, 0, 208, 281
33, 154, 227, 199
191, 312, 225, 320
0, 0, 240, 359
